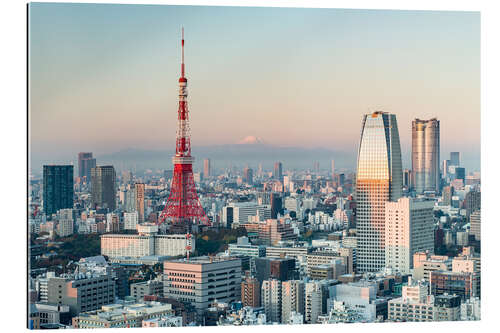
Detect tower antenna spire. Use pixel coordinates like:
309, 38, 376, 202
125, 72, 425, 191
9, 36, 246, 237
181, 27, 185, 78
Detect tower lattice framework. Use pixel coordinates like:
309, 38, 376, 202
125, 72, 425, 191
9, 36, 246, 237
158, 28, 209, 230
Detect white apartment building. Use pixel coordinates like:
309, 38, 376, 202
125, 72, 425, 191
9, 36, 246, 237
100, 227, 194, 258
461, 297, 481, 320
385, 198, 434, 274
304, 281, 323, 324
124, 211, 139, 230
327, 281, 378, 322
261, 279, 282, 323
281, 280, 304, 324
155, 234, 194, 257
101, 234, 154, 258
57, 219, 73, 237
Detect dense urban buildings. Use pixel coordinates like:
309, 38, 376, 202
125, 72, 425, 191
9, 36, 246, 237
28, 10, 481, 329
412, 118, 440, 194
355, 111, 403, 273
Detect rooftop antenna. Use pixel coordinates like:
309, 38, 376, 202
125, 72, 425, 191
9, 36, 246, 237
181, 27, 185, 78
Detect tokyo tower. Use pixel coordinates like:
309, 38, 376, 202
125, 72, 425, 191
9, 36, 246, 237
158, 28, 209, 232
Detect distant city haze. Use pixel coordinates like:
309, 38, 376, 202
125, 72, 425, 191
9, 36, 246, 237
29, 4, 480, 173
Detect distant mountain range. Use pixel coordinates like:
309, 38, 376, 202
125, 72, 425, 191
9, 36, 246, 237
94, 144, 358, 174
30, 141, 479, 176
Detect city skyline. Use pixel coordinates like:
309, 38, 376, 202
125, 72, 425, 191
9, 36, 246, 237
29, 3, 480, 172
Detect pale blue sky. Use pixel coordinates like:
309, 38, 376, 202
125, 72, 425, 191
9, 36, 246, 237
29, 3, 480, 170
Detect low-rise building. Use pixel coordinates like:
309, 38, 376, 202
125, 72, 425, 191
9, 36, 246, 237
130, 279, 164, 302
434, 294, 461, 321
430, 271, 476, 300
412, 252, 452, 281
461, 297, 480, 320
388, 278, 437, 322
142, 315, 183, 327
72, 301, 174, 328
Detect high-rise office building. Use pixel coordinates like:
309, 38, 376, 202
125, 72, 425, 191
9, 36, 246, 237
274, 162, 283, 181
412, 118, 440, 194
135, 183, 145, 223
243, 167, 253, 185
91, 166, 116, 211
442, 159, 451, 182
203, 158, 211, 178
470, 210, 481, 241
385, 198, 435, 274
270, 193, 282, 219
442, 186, 454, 206
43, 165, 74, 216
331, 159, 335, 179
163, 256, 241, 319
450, 152, 460, 166
355, 111, 403, 273
455, 167, 466, 182
464, 190, 481, 219
78, 152, 96, 183
403, 169, 412, 190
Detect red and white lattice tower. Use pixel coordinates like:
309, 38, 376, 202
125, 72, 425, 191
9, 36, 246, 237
158, 28, 209, 231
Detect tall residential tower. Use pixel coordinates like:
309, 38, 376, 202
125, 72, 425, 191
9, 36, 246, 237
355, 111, 403, 273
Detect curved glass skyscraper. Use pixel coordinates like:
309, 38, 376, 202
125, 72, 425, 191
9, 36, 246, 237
412, 118, 440, 194
355, 111, 403, 273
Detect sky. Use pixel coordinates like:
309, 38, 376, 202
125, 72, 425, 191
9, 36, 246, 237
28, 3, 480, 171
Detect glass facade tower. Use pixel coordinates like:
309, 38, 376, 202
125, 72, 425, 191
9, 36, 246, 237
355, 111, 403, 273
412, 118, 440, 194
43, 165, 74, 216
91, 165, 116, 211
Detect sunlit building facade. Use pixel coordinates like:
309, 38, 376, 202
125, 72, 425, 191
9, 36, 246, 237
412, 118, 440, 194
355, 111, 403, 273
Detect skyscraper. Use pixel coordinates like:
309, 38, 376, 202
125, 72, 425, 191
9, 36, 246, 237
442, 159, 451, 181
412, 118, 440, 194
203, 158, 211, 178
331, 159, 335, 179
243, 167, 253, 185
355, 111, 403, 273
274, 162, 283, 181
78, 152, 96, 183
91, 166, 116, 211
135, 183, 145, 223
450, 152, 460, 166
43, 165, 74, 216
